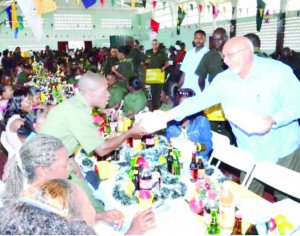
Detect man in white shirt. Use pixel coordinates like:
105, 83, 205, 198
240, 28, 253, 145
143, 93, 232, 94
178, 30, 209, 95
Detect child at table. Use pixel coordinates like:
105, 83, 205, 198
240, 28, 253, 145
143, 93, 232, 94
159, 82, 177, 111
166, 88, 213, 161
122, 76, 147, 119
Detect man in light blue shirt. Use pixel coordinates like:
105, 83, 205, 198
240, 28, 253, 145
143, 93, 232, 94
156, 36, 300, 199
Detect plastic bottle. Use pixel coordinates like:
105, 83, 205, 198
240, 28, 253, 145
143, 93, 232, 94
219, 182, 235, 231
203, 191, 218, 226
139, 161, 152, 191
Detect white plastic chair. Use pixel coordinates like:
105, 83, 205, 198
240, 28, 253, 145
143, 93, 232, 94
208, 145, 255, 186
245, 161, 300, 200
1, 131, 16, 159
211, 131, 230, 149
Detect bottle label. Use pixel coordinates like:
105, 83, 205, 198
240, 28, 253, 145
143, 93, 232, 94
146, 138, 154, 146
139, 179, 152, 190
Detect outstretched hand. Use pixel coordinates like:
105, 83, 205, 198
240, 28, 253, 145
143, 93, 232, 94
125, 209, 156, 235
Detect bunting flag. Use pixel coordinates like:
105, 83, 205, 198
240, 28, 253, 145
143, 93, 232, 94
111, 0, 115, 6
14, 28, 18, 38
18, 16, 24, 30
5, 6, 13, 28
82, 0, 97, 8
11, 2, 19, 30
264, 10, 270, 23
190, 4, 193, 11
177, 6, 186, 35
131, 0, 136, 8
223, 6, 226, 14
198, 4, 203, 13
34, 0, 57, 15
152, 1, 157, 9
17, 0, 43, 42
256, 0, 266, 32
100, 0, 104, 6
76, 0, 81, 5
142, 0, 146, 8
207, 5, 210, 12
212, 4, 218, 19
163, 2, 166, 10
232, 6, 235, 16
150, 19, 159, 33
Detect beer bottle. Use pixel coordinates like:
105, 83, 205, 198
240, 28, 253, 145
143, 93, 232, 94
132, 164, 140, 191
167, 146, 173, 173
245, 221, 258, 235
207, 208, 221, 235
231, 212, 243, 235
189, 151, 198, 182
172, 148, 181, 176
197, 158, 205, 179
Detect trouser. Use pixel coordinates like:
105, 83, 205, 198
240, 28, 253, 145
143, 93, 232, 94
150, 84, 162, 111
210, 121, 236, 145
241, 145, 300, 201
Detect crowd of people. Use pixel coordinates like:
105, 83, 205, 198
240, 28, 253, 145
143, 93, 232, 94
0, 30, 300, 234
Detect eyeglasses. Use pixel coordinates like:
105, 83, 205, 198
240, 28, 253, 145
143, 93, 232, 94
223, 48, 247, 59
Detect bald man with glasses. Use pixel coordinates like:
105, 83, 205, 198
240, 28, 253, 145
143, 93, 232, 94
156, 36, 300, 201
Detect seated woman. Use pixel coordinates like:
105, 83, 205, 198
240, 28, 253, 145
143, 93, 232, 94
2, 134, 155, 235
166, 88, 213, 161
106, 73, 127, 109
159, 82, 178, 111
122, 76, 147, 119
0, 179, 96, 235
2, 88, 33, 151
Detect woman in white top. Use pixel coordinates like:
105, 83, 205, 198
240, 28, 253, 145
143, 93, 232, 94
2, 88, 33, 151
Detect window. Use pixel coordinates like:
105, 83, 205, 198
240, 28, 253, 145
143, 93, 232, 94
284, 17, 300, 51
101, 19, 132, 28
153, 2, 172, 28
54, 14, 92, 30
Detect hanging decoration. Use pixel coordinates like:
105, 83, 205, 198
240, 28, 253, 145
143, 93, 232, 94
272, 9, 277, 16
100, 0, 104, 6
297, 11, 300, 17
152, 1, 157, 9
206, 4, 210, 13
212, 3, 218, 19
232, 6, 235, 16
76, 0, 81, 5
223, 6, 226, 14
190, 4, 193, 11
177, 6, 186, 35
238, 8, 242, 15
264, 10, 270, 23
163, 2, 166, 10
198, 4, 203, 13
5, 5, 12, 28
256, 0, 266, 32
142, 0, 146, 8
17, 0, 43, 42
111, 0, 115, 6
131, 0, 136, 8
150, 19, 159, 33
82, 0, 97, 8
34, 0, 57, 15
18, 16, 24, 30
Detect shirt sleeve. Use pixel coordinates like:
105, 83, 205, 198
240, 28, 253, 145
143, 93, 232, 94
271, 65, 300, 128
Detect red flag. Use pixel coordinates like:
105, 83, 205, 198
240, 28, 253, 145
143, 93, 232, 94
150, 19, 159, 33
100, 0, 104, 6
152, 1, 157, 9
198, 4, 203, 13
212, 4, 218, 19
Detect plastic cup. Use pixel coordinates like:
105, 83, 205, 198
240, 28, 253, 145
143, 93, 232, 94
95, 161, 109, 180
137, 191, 154, 211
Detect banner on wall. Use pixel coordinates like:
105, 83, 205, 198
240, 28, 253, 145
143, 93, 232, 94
17, 0, 43, 42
